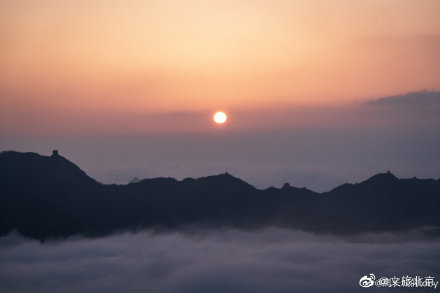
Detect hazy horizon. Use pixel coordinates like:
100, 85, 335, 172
1, 90, 439, 191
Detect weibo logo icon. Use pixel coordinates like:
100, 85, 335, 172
359, 274, 376, 288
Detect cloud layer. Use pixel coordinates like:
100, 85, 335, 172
368, 90, 440, 106
1, 229, 439, 293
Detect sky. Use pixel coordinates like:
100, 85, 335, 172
1, 0, 440, 190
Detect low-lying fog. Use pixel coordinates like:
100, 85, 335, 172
1, 228, 439, 293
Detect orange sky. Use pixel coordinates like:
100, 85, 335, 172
1, 0, 439, 134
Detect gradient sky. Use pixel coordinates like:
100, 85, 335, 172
1, 0, 440, 134
1, 1, 439, 190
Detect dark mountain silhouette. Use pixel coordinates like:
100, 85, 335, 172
129, 177, 141, 184
1, 151, 439, 240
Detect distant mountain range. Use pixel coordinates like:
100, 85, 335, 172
1, 151, 439, 240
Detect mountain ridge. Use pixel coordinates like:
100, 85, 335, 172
1, 151, 439, 240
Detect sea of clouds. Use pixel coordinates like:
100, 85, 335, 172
1, 228, 439, 293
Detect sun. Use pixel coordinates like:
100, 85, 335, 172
213, 111, 227, 124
